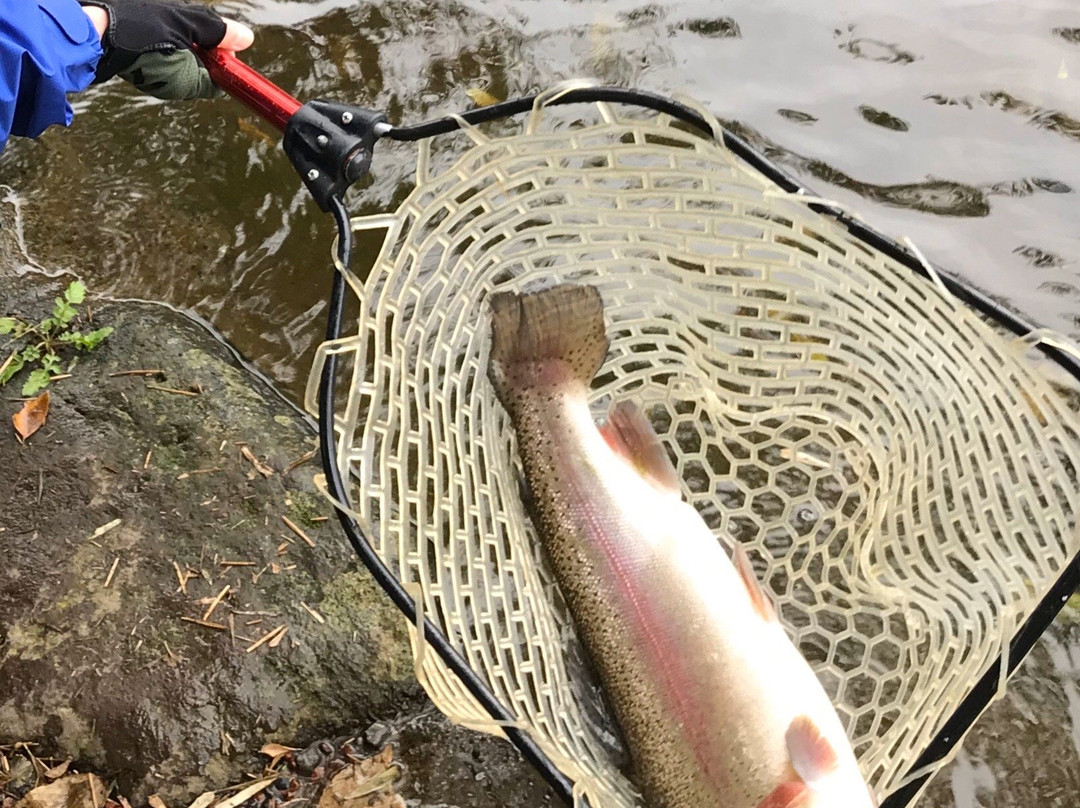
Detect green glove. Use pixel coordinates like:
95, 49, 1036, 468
79, 0, 255, 101
117, 50, 218, 100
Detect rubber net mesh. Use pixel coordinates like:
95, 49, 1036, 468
305, 86, 1080, 806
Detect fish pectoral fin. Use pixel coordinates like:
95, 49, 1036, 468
754, 779, 811, 808
786, 715, 839, 787
598, 400, 681, 493
732, 543, 777, 622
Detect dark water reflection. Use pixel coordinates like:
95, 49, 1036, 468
2, 0, 1079, 804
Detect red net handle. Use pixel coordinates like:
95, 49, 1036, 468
195, 47, 302, 132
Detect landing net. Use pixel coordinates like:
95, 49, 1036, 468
305, 85, 1080, 805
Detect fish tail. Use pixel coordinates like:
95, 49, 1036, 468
487, 284, 609, 409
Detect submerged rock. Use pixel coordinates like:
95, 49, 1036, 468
0, 275, 553, 808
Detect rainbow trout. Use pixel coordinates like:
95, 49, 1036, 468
487, 284, 877, 808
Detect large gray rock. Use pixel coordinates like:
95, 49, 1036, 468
0, 275, 554, 807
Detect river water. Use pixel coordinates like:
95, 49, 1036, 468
1, 1, 1079, 805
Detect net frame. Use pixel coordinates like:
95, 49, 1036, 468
304, 84, 1080, 807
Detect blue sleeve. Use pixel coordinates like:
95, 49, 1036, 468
0, 0, 102, 153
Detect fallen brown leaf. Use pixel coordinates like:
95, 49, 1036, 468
42, 760, 70, 780
14, 773, 107, 808
211, 778, 275, 808
317, 748, 403, 808
147, 795, 168, 808
184, 793, 215, 808
12, 392, 49, 441
258, 743, 299, 768
259, 743, 299, 759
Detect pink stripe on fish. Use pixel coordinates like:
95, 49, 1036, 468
575, 454, 724, 790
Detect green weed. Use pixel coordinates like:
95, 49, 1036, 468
0, 281, 113, 396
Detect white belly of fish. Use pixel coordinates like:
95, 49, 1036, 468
557, 396, 859, 806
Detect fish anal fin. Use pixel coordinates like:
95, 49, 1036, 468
599, 400, 680, 493
786, 715, 839, 787
755, 779, 811, 808
733, 543, 777, 622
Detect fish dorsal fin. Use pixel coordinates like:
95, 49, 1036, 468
786, 715, 839, 787
598, 400, 680, 493
732, 543, 777, 622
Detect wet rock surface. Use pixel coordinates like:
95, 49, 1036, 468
0, 273, 554, 808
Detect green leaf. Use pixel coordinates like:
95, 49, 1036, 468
21, 369, 52, 397
21, 344, 41, 362
0, 317, 17, 335
80, 327, 113, 350
0, 354, 24, 385
41, 353, 62, 374
52, 299, 76, 326
64, 280, 87, 305
58, 331, 80, 344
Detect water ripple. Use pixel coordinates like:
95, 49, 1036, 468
777, 109, 818, 125
835, 26, 919, 64
1053, 27, 1080, 44
857, 105, 910, 132
677, 17, 741, 39
1013, 245, 1069, 269
981, 91, 1080, 143
724, 122, 990, 217
983, 177, 1073, 197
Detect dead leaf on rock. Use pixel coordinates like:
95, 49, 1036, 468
211, 778, 274, 808
258, 743, 299, 767
184, 792, 215, 808
12, 392, 49, 441
42, 761, 70, 781
317, 748, 403, 808
14, 773, 107, 808
147, 796, 168, 808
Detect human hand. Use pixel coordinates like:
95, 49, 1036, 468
79, 1, 254, 100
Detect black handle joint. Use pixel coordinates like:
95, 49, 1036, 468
283, 100, 387, 212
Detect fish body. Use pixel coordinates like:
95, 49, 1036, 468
487, 284, 876, 808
